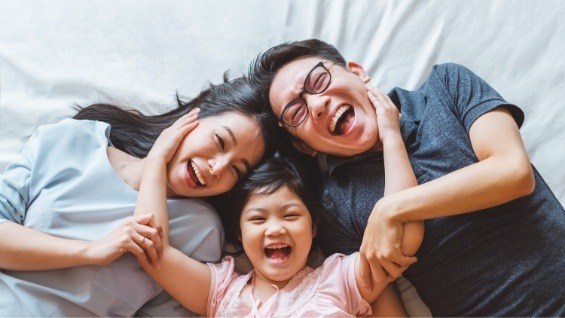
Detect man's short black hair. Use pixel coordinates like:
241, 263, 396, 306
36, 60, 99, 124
249, 39, 346, 107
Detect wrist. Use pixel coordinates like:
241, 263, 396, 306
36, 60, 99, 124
79, 241, 100, 266
378, 196, 404, 224
381, 132, 404, 146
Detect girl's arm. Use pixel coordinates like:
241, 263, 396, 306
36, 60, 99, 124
133, 110, 211, 316
355, 87, 423, 307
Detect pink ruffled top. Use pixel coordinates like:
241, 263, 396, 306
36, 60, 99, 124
206, 253, 371, 317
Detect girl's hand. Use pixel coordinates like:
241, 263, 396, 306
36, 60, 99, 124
147, 108, 200, 163
358, 198, 416, 291
366, 85, 402, 144
87, 213, 164, 269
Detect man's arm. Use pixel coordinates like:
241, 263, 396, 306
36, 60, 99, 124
365, 107, 534, 271
389, 107, 534, 222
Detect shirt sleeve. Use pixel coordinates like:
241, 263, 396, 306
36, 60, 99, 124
317, 253, 372, 316
0, 137, 36, 225
431, 63, 524, 132
206, 256, 239, 317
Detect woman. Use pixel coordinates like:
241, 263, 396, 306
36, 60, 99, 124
0, 77, 280, 317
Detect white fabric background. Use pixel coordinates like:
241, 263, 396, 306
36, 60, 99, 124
1, 1, 563, 316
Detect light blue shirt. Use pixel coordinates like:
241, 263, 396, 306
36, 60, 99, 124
0, 119, 223, 317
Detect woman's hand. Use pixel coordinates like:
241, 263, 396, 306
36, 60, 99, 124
366, 85, 402, 144
147, 108, 200, 163
86, 213, 163, 269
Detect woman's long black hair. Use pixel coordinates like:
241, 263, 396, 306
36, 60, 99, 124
73, 76, 281, 159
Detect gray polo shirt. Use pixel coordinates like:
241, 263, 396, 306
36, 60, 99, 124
317, 64, 565, 316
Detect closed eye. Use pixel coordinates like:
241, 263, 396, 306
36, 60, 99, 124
284, 213, 299, 219
232, 165, 243, 179
215, 134, 225, 151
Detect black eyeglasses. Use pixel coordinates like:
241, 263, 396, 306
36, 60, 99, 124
279, 61, 333, 127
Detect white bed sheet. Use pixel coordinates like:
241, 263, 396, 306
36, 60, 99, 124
1, 1, 563, 316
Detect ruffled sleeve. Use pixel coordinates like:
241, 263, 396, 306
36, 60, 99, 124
316, 253, 372, 316
206, 256, 239, 317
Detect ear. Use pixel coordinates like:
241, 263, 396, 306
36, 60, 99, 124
347, 61, 371, 83
291, 139, 319, 157
312, 226, 317, 238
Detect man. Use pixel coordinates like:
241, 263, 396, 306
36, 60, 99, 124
249, 39, 564, 316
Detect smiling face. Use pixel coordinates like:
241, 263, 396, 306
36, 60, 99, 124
269, 56, 379, 157
240, 185, 315, 287
166, 112, 265, 197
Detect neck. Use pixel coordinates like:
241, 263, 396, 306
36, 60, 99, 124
254, 272, 290, 291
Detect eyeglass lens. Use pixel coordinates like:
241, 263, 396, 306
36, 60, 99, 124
281, 63, 331, 126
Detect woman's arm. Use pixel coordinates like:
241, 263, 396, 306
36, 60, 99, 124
0, 215, 162, 271
133, 110, 212, 316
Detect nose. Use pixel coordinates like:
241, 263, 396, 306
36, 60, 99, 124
265, 220, 287, 237
207, 155, 230, 176
305, 93, 329, 120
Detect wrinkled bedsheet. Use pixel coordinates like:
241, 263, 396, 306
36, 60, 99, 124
1, 1, 563, 316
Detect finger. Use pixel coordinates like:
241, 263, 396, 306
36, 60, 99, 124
136, 234, 160, 269
367, 91, 380, 110
390, 252, 418, 267
379, 258, 403, 278
358, 252, 374, 292
127, 239, 154, 269
141, 214, 164, 240
172, 108, 200, 129
399, 264, 410, 274
178, 120, 199, 136
134, 222, 163, 261
367, 255, 390, 282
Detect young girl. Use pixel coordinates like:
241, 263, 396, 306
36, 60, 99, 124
133, 87, 424, 316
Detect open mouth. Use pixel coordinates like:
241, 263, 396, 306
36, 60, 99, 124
264, 244, 292, 261
186, 160, 206, 188
329, 105, 355, 135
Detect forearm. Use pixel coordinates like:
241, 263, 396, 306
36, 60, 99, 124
133, 159, 211, 315
133, 158, 170, 246
382, 135, 418, 195
370, 283, 407, 317
382, 136, 423, 256
389, 155, 534, 223
0, 221, 93, 270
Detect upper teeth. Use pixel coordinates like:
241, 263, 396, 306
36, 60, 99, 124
329, 105, 350, 133
191, 161, 206, 186
266, 244, 288, 249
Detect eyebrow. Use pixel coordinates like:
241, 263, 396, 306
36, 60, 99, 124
244, 202, 302, 214
221, 126, 237, 145
221, 125, 251, 172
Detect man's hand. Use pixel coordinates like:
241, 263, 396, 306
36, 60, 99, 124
358, 198, 416, 291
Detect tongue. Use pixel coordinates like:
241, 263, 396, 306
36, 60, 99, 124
187, 163, 200, 186
267, 249, 288, 259
335, 111, 355, 135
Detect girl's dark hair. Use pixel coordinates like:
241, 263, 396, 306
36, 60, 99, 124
216, 141, 322, 256
248, 39, 346, 108
73, 76, 281, 159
